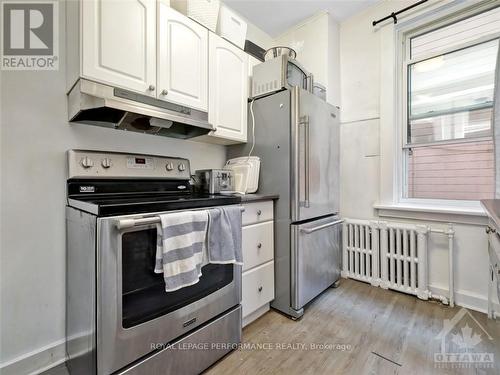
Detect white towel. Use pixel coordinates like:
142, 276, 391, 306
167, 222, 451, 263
154, 210, 208, 292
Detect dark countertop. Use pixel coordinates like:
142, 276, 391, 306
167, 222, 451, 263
481, 200, 500, 231
238, 193, 279, 203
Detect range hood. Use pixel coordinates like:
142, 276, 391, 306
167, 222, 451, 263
68, 79, 213, 139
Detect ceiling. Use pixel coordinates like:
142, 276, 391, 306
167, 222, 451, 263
223, 0, 379, 37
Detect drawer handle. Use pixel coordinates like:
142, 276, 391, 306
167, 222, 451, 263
301, 219, 344, 234
257, 209, 262, 216
258, 286, 263, 292
257, 243, 262, 249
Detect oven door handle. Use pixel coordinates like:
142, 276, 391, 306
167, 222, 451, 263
116, 217, 160, 230
116, 206, 245, 230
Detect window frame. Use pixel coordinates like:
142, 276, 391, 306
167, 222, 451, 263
397, 1, 500, 208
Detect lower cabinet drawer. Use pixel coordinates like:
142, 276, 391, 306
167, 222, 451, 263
242, 201, 273, 225
242, 221, 274, 272
242, 261, 274, 318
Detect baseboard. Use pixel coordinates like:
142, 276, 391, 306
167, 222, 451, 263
428, 284, 500, 314
0, 339, 66, 375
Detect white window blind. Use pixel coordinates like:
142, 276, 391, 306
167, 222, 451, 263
408, 40, 498, 144
403, 6, 500, 201
411, 6, 500, 60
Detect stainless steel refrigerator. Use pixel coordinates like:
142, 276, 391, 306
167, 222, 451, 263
228, 87, 341, 319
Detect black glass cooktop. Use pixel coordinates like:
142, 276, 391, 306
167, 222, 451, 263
67, 179, 241, 216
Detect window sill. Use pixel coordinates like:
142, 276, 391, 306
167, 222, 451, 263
373, 202, 488, 226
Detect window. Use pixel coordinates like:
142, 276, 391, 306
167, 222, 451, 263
402, 6, 500, 201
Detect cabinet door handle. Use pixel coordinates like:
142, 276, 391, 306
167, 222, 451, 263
161, 89, 168, 96
257, 243, 262, 249
148, 84, 155, 91
258, 286, 263, 292
257, 209, 262, 216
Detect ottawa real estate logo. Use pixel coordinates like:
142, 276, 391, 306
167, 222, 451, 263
1, 1, 58, 70
434, 308, 495, 369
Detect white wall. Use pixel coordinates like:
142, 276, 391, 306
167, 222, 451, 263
0, 2, 228, 373
339, 0, 494, 313
327, 16, 341, 107
274, 12, 329, 86
246, 21, 273, 50
273, 12, 340, 106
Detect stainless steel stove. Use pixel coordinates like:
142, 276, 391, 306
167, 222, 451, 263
66, 150, 242, 375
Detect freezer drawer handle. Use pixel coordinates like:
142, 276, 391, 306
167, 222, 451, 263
300, 219, 344, 234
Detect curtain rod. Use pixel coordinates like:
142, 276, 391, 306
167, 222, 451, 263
372, 0, 428, 26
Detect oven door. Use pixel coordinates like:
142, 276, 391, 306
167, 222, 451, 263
97, 208, 241, 374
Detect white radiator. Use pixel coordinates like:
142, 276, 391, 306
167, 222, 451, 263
342, 219, 455, 304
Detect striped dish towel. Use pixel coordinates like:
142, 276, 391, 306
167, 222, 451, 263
154, 210, 208, 292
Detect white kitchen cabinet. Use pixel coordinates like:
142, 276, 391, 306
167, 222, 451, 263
207, 32, 248, 143
241, 200, 275, 327
80, 0, 157, 96
242, 262, 275, 319
157, 4, 208, 111
242, 201, 274, 226
242, 222, 274, 272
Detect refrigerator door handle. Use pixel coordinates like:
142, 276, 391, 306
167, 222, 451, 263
300, 219, 344, 234
299, 115, 310, 208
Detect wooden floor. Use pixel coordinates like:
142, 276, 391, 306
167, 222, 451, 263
206, 279, 500, 375
44, 279, 500, 375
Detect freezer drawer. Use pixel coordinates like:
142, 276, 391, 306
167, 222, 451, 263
291, 216, 342, 310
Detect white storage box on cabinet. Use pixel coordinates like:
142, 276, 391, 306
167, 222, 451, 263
241, 200, 275, 327
217, 5, 247, 49
170, 0, 220, 32
197, 32, 248, 144
158, 3, 208, 111
79, 0, 157, 95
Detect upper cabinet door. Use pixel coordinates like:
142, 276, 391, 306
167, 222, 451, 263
157, 4, 208, 111
81, 0, 156, 96
209, 33, 248, 142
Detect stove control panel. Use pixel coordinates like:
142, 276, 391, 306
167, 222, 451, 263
68, 150, 191, 180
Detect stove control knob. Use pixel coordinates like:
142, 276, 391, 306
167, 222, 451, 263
101, 158, 112, 169
80, 156, 94, 169
166, 162, 174, 171
178, 163, 186, 172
